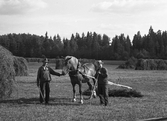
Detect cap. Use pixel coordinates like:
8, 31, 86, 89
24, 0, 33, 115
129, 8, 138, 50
42, 58, 49, 63
97, 60, 103, 64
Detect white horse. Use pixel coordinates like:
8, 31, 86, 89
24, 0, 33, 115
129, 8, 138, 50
62, 56, 98, 104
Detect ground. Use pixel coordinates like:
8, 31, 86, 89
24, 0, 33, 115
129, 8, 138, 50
0, 62, 167, 121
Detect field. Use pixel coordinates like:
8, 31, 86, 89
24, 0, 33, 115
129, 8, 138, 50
1, 62, 167, 121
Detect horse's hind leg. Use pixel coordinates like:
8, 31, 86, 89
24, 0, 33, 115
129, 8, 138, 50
93, 78, 97, 97
72, 84, 76, 102
90, 78, 97, 98
79, 84, 83, 104
87, 80, 93, 90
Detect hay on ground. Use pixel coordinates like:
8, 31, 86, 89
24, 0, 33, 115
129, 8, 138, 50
108, 89, 143, 97
82, 88, 143, 98
0, 45, 15, 99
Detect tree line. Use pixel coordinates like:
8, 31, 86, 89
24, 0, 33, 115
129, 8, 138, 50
0, 26, 167, 60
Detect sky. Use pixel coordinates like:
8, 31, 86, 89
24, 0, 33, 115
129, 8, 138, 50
0, 0, 167, 40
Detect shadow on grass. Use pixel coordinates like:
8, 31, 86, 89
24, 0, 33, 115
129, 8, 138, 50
0, 97, 81, 106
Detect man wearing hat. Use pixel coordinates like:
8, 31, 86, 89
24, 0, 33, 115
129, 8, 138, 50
95, 60, 108, 106
37, 58, 62, 104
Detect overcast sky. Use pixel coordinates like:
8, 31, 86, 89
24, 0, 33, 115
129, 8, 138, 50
0, 0, 167, 40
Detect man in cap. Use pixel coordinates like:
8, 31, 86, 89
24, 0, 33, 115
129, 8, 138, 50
37, 58, 62, 104
95, 60, 108, 106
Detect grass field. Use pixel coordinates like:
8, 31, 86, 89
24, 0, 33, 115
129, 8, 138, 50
1, 62, 167, 121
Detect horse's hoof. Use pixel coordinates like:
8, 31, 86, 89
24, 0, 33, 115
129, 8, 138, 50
80, 100, 83, 104
73, 98, 76, 102
93, 91, 96, 98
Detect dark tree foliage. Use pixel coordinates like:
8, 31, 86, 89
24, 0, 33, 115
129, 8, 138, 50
1, 26, 167, 60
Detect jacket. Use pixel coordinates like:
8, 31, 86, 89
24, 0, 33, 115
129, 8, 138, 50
96, 67, 108, 85
37, 66, 60, 84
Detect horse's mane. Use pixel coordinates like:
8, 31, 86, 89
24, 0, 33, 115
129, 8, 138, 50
65, 56, 99, 73
65, 56, 79, 70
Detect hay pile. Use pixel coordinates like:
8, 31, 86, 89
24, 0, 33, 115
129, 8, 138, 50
117, 57, 137, 69
108, 89, 143, 97
82, 88, 143, 98
118, 58, 167, 70
55, 59, 64, 69
13, 56, 29, 76
0, 46, 15, 99
0, 45, 29, 99
135, 59, 167, 70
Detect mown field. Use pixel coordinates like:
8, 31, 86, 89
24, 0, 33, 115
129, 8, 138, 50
0, 62, 167, 121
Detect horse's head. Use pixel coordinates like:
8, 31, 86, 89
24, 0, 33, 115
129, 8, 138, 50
94, 60, 104, 71
62, 56, 79, 75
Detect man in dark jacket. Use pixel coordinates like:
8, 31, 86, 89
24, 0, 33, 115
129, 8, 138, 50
37, 58, 62, 104
96, 60, 108, 106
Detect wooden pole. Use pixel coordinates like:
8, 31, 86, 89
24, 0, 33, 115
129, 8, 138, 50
108, 81, 132, 89
137, 117, 167, 121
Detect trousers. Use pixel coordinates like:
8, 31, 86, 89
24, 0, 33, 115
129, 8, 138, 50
39, 82, 50, 103
98, 84, 108, 106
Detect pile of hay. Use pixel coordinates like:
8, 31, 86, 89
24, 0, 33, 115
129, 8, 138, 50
13, 56, 29, 76
55, 59, 64, 69
0, 45, 29, 99
0, 45, 15, 99
108, 89, 143, 97
83, 88, 143, 98
117, 57, 137, 69
135, 59, 167, 70
118, 58, 167, 70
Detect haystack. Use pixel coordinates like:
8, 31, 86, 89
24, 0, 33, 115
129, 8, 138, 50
55, 59, 64, 69
108, 89, 143, 97
13, 56, 29, 76
117, 57, 137, 69
135, 59, 167, 70
82, 88, 143, 98
0, 45, 15, 99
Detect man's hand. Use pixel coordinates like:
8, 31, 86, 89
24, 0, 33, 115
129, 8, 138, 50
61, 71, 66, 76
59, 73, 65, 76
98, 71, 101, 75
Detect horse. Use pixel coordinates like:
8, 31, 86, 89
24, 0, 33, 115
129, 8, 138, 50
62, 56, 99, 104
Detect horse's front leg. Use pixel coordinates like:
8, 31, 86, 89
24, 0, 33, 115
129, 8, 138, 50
89, 78, 97, 99
72, 84, 76, 102
92, 78, 97, 98
79, 84, 83, 104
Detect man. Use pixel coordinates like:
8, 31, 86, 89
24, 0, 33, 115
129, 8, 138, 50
95, 60, 108, 106
37, 58, 62, 104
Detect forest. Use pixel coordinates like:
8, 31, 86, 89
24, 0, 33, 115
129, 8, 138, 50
0, 26, 167, 60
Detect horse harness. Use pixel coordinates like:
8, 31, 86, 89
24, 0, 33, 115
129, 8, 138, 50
68, 60, 80, 77
68, 60, 96, 80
